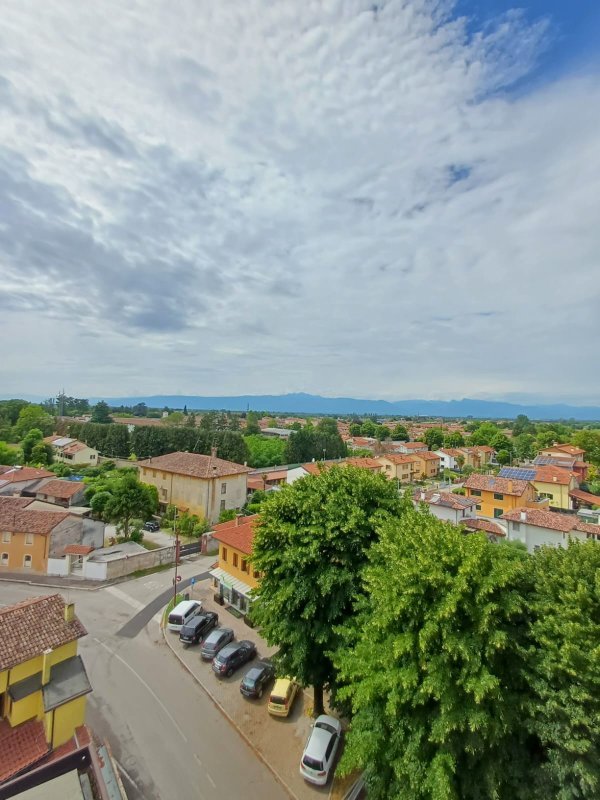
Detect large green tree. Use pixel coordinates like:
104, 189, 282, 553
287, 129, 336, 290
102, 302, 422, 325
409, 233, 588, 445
244, 434, 286, 468
424, 427, 444, 450
251, 466, 403, 716
102, 472, 158, 538
15, 404, 54, 438
334, 510, 533, 800
391, 423, 409, 441
284, 427, 347, 463
526, 542, 600, 799
90, 401, 113, 424
572, 429, 600, 468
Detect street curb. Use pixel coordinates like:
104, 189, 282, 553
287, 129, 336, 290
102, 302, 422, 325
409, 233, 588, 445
0, 576, 107, 591
161, 619, 300, 800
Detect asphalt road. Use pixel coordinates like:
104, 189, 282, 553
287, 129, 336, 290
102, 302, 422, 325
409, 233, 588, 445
0, 562, 289, 800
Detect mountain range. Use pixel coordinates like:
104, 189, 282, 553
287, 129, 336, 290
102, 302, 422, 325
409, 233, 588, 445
84, 393, 600, 421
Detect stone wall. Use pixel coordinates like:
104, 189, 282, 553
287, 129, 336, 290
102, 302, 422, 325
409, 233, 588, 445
104, 545, 175, 579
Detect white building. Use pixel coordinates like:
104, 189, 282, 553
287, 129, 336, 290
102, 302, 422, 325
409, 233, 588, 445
413, 490, 478, 524
501, 507, 600, 553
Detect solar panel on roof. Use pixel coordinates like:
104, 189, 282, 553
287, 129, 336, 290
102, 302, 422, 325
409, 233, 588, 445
499, 467, 536, 481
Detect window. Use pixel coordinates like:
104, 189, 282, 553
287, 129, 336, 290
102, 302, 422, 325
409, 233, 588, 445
476, 504, 481, 511
23, 554, 32, 568
221, 483, 227, 495
241, 558, 247, 572
470, 490, 481, 497
220, 499, 226, 511
1, 532, 10, 543
253, 569, 260, 579
222, 547, 228, 562
152, 470, 157, 477
512, 522, 520, 532
162, 472, 167, 479
233, 553, 239, 568
90, 454, 95, 460
493, 493, 504, 500
25, 533, 34, 546
493, 508, 503, 518
0, 553, 8, 567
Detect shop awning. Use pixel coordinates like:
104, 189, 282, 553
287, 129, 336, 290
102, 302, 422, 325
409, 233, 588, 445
209, 567, 254, 597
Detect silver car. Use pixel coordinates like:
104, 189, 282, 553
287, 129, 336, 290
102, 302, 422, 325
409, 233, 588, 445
200, 627, 234, 661
299, 714, 342, 785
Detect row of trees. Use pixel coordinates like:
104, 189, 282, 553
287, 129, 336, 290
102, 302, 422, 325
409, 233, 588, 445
251, 468, 600, 799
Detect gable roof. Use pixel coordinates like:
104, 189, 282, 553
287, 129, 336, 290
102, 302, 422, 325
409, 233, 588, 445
0, 499, 70, 535
501, 507, 600, 535
379, 454, 419, 465
414, 490, 478, 510
436, 448, 464, 458
399, 442, 427, 450
345, 457, 382, 470
544, 443, 585, 457
0, 467, 54, 485
569, 488, 600, 506
36, 480, 84, 499
463, 518, 506, 536
413, 451, 441, 461
138, 451, 250, 479
0, 594, 87, 671
464, 474, 530, 496
533, 466, 576, 486
211, 514, 258, 555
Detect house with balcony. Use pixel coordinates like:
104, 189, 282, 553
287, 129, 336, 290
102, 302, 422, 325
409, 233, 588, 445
501, 507, 600, 552
0, 594, 92, 785
210, 514, 260, 614
138, 450, 250, 524
532, 465, 579, 511
413, 489, 478, 524
411, 451, 441, 479
435, 448, 464, 471
464, 474, 544, 519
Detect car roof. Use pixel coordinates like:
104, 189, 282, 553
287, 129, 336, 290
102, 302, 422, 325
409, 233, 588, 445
204, 627, 232, 643
314, 714, 341, 733
304, 725, 334, 759
272, 677, 294, 693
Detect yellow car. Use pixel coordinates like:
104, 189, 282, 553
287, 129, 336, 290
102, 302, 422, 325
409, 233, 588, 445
267, 677, 300, 717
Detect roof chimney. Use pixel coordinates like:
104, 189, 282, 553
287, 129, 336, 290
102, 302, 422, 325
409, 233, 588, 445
236, 513, 244, 526
553, 476, 557, 482
42, 648, 53, 685
64, 602, 75, 623
520, 510, 526, 522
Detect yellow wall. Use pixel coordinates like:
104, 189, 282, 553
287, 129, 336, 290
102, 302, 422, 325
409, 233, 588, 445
377, 458, 414, 483
412, 456, 440, 478
218, 543, 259, 588
48, 695, 87, 748
0, 669, 7, 693
9, 691, 43, 726
7, 641, 77, 686
140, 468, 247, 522
0, 531, 48, 573
533, 480, 573, 510
466, 484, 536, 518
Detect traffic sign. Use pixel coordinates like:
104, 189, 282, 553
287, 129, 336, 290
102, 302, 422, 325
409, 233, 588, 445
190, 577, 196, 586
176, 575, 182, 582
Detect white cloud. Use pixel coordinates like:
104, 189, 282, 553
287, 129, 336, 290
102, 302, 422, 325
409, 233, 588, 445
0, 0, 598, 403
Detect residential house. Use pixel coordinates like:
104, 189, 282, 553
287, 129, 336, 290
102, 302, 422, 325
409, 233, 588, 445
0, 467, 54, 497
286, 460, 343, 483
462, 518, 507, 541
34, 479, 87, 508
458, 446, 495, 469
435, 448, 464, 471
138, 450, 250, 523
344, 457, 383, 473
413, 489, 478, 524
44, 436, 98, 466
411, 451, 441, 479
539, 443, 586, 460
346, 436, 377, 451
0, 497, 87, 574
247, 468, 288, 491
532, 453, 589, 482
210, 515, 259, 614
464, 474, 542, 519
394, 441, 428, 454
377, 454, 420, 484
532, 465, 578, 511
0, 594, 92, 785
501, 507, 600, 552
569, 488, 600, 511
260, 427, 293, 439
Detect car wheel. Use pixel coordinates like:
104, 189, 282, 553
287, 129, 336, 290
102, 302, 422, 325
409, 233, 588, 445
257, 688, 263, 699
226, 668, 233, 678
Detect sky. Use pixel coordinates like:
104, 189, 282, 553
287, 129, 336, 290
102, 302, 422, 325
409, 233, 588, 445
0, 0, 599, 405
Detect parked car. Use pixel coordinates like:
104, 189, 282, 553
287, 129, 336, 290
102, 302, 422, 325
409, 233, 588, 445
212, 640, 257, 678
167, 600, 202, 632
240, 661, 275, 699
143, 520, 160, 532
267, 677, 300, 717
179, 611, 219, 647
200, 627, 234, 661
299, 714, 342, 785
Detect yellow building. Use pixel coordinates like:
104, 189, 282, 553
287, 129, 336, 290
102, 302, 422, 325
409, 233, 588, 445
0, 594, 91, 782
0, 497, 81, 574
138, 450, 250, 523
209, 514, 260, 614
411, 451, 441, 479
532, 466, 579, 511
464, 474, 543, 519
377, 454, 420, 483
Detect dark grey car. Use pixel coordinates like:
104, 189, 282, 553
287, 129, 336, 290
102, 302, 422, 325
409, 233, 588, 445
200, 627, 234, 661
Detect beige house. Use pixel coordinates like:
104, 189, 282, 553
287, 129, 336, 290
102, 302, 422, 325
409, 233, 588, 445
377, 454, 420, 483
138, 451, 250, 523
411, 451, 441, 478
44, 436, 98, 466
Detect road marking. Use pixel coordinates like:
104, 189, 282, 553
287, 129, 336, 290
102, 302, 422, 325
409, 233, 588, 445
194, 753, 203, 767
206, 772, 216, 789
114, 759, 141, 792
93, 637, 188, 743
104, 586, 146, 612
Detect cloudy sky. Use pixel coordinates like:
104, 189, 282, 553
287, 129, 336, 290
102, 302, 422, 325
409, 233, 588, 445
1, 1, 599, 405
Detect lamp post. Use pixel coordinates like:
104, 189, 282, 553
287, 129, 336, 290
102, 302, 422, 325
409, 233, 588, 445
173, 508, 180, 609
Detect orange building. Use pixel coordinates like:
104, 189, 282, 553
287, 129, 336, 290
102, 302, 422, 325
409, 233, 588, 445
210, 515, 260, 614
464, 474, 544, 519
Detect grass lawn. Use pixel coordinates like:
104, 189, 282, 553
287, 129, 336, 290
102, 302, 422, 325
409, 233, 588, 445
141, 539, 162, 550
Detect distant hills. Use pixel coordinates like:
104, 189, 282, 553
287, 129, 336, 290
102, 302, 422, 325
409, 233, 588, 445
85, 392, 600, 421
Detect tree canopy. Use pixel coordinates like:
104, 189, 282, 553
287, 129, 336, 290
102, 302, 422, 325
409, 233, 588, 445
90, 401, 113, 424
284, 427, 347, 463
250, 465, 403, 715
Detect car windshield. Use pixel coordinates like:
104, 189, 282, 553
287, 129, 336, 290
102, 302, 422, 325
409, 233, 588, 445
302, 755, 323, 771
270, 695, 286, 704
244, 676, 256, 687
168, 614, 182, 625
315, 721, 337, 735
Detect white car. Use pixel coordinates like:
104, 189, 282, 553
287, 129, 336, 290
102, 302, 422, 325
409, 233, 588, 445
299, 714, 342, 785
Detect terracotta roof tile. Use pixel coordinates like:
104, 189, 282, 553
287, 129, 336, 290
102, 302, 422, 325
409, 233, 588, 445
0, 501, 70, 536
0, 719, 49, 783
501, 507, 600, 535
400, 442, 427, 450
37, 480, 84, 499
413, 451, 441, 461
0, 467, 54, 485
345, 458, 382, 470
63, 544, 94, 556
211, 514, 258, 555
0, 594, 87, 671
138, 451, 250, 479
547, 444, 585, 457
380, 454, 419, 465
569, 488, 600, 505
437, 448, 464, 457
414, 490, 478, 510
533, 466, 576, 486
463, 518, 506, 536
464, 474, 530, 496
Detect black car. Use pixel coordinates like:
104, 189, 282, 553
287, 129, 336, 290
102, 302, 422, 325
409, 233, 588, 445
212, 640, 257, 678
240, 661, 275, 699
200, 627, 235, 661
179, 612, 219, 647
143, 520, 160, 532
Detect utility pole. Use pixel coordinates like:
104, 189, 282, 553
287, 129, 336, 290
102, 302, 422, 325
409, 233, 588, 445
173, 508, 180, 608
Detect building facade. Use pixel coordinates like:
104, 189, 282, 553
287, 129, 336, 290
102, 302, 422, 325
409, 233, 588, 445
210, 515, 260, 614
464, 474, 541, 519
501, 507, 600, 552
44, 436, 98, 466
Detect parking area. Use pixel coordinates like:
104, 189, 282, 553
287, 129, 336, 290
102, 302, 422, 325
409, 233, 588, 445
163, 578, 338, 800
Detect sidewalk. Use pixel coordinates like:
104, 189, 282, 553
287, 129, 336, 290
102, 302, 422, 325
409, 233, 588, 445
162, 579, 335, 800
